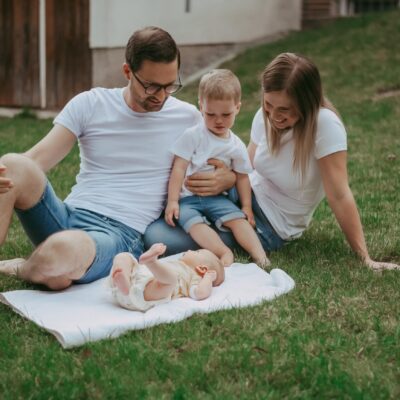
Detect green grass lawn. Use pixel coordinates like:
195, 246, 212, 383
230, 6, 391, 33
1, 11, 399, 400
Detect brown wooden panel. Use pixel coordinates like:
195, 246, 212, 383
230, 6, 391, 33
303, 0, 332, 19
0, 0, 40, 107
46, 0, 91, 109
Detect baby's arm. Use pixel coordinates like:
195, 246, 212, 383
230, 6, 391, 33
236, 173, 255, 227
165, 156, 190, 226
191, 270, 217, 300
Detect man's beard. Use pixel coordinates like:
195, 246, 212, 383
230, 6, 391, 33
140, 95, 168, 112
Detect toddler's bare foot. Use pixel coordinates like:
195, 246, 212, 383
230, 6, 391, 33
139, 243, 166, 264
256, 256, 271, 269
220, 250, 234, 267
112, 267, 131, 296
0, 258, 25, 276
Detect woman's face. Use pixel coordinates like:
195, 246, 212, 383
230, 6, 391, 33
263, 91, 299, 130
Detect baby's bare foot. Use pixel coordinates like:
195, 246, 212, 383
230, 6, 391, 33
0, 258, 25, 276
112, 268, 130, 295
139, 243, 166, 264
221, 251, 234, 267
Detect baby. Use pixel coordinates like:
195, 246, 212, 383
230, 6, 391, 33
110, 243, 225, 311
165, 69, 269, 267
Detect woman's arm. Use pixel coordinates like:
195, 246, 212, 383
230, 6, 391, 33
247, 140, 258, 167
318, 151, 399, 271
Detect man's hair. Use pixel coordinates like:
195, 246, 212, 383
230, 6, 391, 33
125, 26, 180, 72
198, 69, 241, 103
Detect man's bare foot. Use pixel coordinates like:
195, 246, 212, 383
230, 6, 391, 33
0, 258, 25, 276
139, 243, 166, 264
221, 250, 234, 267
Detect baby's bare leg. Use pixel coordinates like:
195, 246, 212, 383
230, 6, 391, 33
139, 243, 177, 301
111, 252, 137, 296
189, 223, 234, 267
223, 219, 271, 266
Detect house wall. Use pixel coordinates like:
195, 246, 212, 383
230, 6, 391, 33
90, 0, 302, 87
90, 0, 302, 47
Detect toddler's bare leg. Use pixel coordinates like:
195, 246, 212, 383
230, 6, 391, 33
223, 219, 271, 266
189, 223, 234, 267
111, 252, 138, 296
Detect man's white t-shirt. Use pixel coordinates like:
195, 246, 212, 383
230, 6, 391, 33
171, 121, 253, 197
250, 107, 347, 240
54, 88, 201, 233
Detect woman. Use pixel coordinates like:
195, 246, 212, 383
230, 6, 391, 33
145, 53, 398, 271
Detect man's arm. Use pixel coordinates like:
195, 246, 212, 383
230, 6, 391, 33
24, 124, 77, 172
184, 159, 236, 196
0, 124, 77, 193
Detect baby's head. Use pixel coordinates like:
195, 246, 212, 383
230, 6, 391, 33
198, 69, 241, 137
180, 249, 225, 286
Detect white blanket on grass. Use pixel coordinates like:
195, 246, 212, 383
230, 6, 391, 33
0, 259, 295, 349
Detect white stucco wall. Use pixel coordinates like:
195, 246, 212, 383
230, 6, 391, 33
90, 0, 302, 48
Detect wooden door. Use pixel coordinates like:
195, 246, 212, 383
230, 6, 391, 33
46, 0, 91, 109
0, 0, 40, 107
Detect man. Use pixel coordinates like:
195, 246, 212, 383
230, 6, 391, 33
0, 27, 234, 289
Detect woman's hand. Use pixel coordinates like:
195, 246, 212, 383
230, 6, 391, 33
364, 257, 400, 272
185, 159, 236, 196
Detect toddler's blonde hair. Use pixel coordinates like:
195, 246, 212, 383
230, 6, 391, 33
199, 69, 241, 104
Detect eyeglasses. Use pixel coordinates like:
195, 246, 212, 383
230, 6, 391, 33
132, 71, 183, 95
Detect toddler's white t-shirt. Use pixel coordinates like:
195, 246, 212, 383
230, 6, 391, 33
171, 121, 253, 197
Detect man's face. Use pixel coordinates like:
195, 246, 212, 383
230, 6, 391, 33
124, 59, 179, 113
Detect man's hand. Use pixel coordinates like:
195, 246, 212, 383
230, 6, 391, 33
184, 159, 236, 196
0, 163, 13, 193
242, 206, 256, 227
165, 201, 179, 227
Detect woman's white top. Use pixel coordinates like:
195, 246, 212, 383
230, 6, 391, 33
250, 107, 347, 240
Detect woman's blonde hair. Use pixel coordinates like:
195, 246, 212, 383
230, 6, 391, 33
261, 52, 338, 179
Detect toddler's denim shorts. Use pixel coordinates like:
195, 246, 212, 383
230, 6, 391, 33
178, 194, 245, 233
144, 189, 286, 255
15, 181, 144, 283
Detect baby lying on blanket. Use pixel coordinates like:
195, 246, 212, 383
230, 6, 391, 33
109, 243, 225, 311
